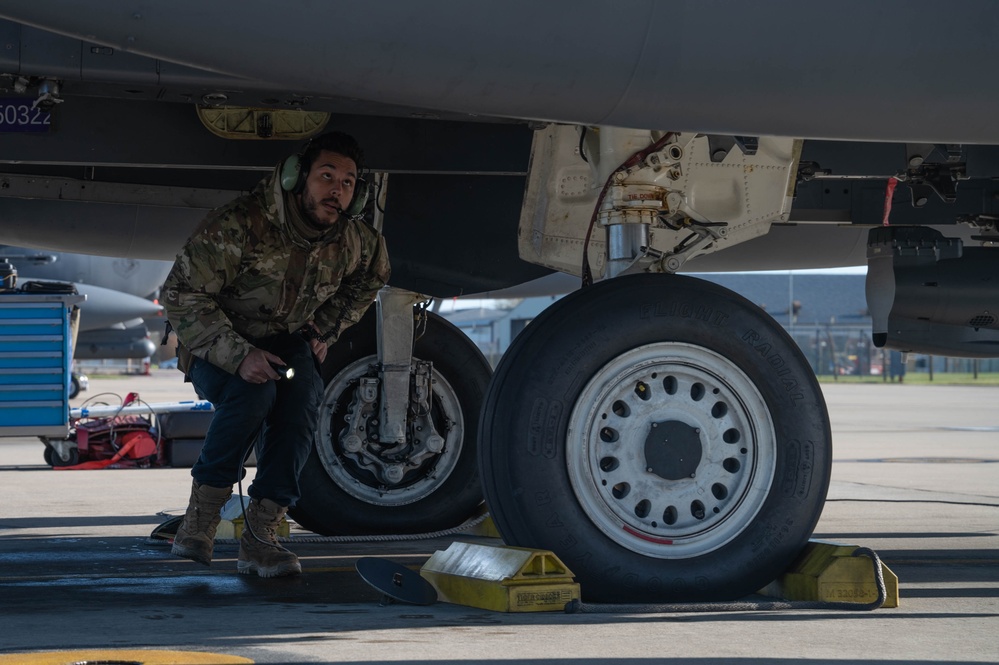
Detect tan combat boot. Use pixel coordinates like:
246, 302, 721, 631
171, 481, 233, 565
237, 497, 302, 578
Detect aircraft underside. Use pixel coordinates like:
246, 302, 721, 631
1, 8, 998, 602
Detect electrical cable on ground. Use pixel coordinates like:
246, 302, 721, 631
152, 509, 490, 544
227, 511, 490, 545
154, 433, 492, 545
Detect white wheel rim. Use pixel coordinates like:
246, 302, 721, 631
567, 342, 777, 558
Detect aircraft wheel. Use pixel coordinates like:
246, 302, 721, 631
68, 375, 81, 399
479, 273, 832, 602
290, 308, 491, 535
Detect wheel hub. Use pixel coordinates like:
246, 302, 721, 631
644, 420, 702, 481
337, 365, 446, 487
567, 342, 777, 559
315, 356, 464, 507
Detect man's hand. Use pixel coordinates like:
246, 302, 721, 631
237, 347, 287, 384
307, 322, 329, 364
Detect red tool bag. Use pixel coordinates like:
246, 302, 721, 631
56, 414, 160, 470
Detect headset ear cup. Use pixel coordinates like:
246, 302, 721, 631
345, 178, 369, 217
280, 155, 302, 192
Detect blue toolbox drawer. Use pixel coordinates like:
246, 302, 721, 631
0, 293, 84, 437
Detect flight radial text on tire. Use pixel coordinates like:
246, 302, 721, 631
289, 308, 491, 535
479, 273, 832, 603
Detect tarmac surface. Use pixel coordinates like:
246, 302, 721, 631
0, 369, 997, 664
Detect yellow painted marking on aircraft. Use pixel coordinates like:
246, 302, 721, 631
0, 649, 252, 664
197, 106, 329, 141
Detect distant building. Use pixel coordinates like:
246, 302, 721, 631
696, 273, 869, 328
441, 296, 563, 367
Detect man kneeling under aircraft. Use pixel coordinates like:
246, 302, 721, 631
162, 132, 390, 577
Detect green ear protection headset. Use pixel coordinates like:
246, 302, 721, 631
279, 144, 369, 218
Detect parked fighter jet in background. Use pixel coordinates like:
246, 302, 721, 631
0, 246, 170, 358
0, 1, 997, 604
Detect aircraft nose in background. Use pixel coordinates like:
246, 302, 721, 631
71, 283, 163, 331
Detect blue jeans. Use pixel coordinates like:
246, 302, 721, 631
187, 333, 323, 508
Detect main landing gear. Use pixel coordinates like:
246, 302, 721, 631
479, 273, 832, 602
290, 306, 491, 535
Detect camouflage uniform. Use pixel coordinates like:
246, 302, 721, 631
161, 164, 389, 514
162, 165, 390, 375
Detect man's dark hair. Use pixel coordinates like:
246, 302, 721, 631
300, 131, 364, 176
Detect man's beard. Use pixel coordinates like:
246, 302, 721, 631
301, 190, 339, 229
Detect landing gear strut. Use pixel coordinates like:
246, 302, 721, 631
290, 306, 491, 535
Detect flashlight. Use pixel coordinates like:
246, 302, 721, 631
270, 362, 295, 380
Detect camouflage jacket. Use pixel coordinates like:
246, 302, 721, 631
162, 167, 391, 375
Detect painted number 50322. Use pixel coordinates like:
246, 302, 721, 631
0, 100, 52, 133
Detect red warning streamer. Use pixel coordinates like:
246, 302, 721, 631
882, 176, 899, 226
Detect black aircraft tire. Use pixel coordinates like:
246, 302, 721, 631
290, 308, 491, 535
479, 273, 832, 603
